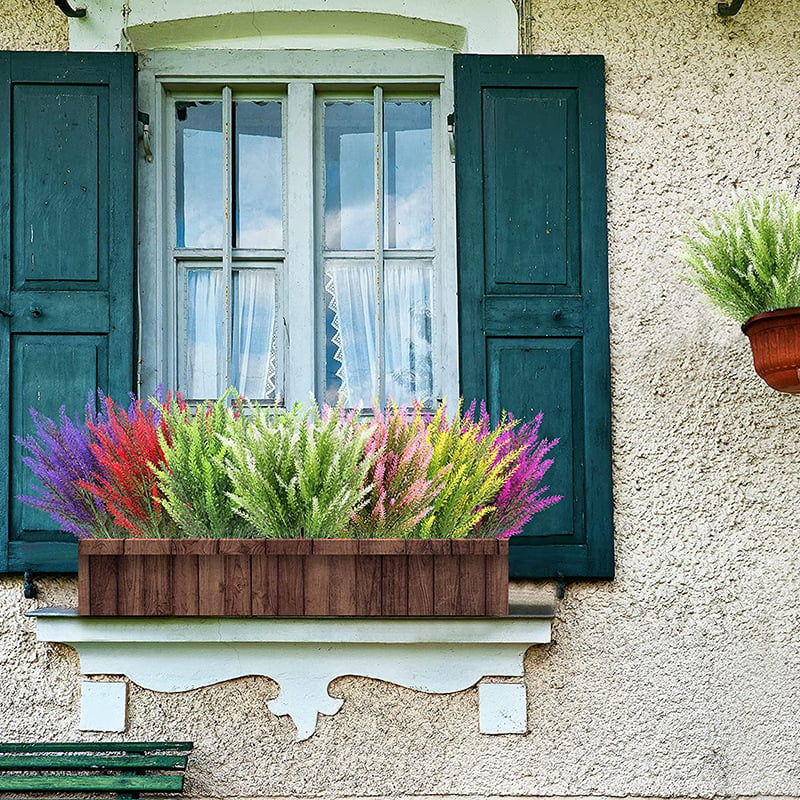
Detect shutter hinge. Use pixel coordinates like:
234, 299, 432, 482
447, 112, 455, 163
23, 571, 37, 600
138, 111, 154, 163
54, 0, 86, 17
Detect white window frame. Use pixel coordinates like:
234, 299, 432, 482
137, 50, 457, 408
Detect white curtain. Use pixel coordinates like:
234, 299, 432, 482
327, 259, 432, 406
186, 268, 276, 399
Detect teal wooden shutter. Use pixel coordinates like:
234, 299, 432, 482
0, 52, 136, 573
455, 54, 613, 580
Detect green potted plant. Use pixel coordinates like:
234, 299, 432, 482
18, 391, 561, 618
681, 190, 800, 392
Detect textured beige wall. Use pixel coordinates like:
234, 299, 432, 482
3, 0, 800, 798
0, 0, 68, 50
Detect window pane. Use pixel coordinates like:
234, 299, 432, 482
324, 102, 375, 251
384, 102, 433, 250
185, 268, 224, 398
176, 101, 223, 248
232, 269, 277, 399
324, 259, 376, 406
385, 260, 433, 404
235, 102, 282, 249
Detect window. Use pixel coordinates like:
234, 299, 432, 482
138, 51, 456, 409
1, 50, 613, 579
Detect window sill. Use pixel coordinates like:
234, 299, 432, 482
30, 607, 552, 740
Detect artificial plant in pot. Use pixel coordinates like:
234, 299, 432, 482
681, 190, 800, 392
18, 391, 561, 618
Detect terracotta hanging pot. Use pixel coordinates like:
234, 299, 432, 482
742, 307, 800, 393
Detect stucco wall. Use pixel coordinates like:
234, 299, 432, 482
3, 0, 800, 798
0, 0, 67, 50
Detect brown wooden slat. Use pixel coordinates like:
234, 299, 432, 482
355, 555, 382, 615
124, 540, 171, 556
77, 552, 91, 616
79, 539, 124, 556
197, 555, 225, 615
407, 539, 451, 556
433, 552, 459, 615
218, 539, 264, 555
264, 540, 312, 555
251, 554, 278, 615
485, 551, 509, 615
223, 555, 251, 615
276, 555, 304, 615
457, 554, 486, 615
406, 555, 434, 615
171, 539, 218, 555
116, 554, 146, 615
312, 539, 359, 555
452, 539, 497, 555
141, 555, 172, 615
171, 554, 199, 616
329, 555, 357, 614
87, 554, 119, 615
381, 555, 408, 615
303, 555, 331, 615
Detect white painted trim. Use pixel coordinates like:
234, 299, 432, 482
68, 1, 518, 55
32, 610, 550, 741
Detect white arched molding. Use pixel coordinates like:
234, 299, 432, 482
68, 0, 519, 54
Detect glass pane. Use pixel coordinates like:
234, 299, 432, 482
324, 259, 376, 407
235, 102, 283, 249
384, 102, 433, 250
324, 102, 375, 251
176, 101, 223, 248
185, 268, 225, 398
232, 269, 277, 399
385, 260, 433, 404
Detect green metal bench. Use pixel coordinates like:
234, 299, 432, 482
0, 742, 192, 800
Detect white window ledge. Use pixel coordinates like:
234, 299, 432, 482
30, 608, 552, 740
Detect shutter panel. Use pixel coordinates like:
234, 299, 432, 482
0, 52, 136, 573
454, 54, 613, 580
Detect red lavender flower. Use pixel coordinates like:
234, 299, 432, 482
78, 394, 170, 538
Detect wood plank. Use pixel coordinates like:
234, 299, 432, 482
312, 540, 358, 555
276, 555, 304, 615
124, 539, 171, 556
406, 555, 434, 615
433, 553, 459, 615
141, 555, 172, 616
223, 554, 251, 616
251, 555, 278, 616
218, 539, 264, 555
328, 555, 357, 615
79, 539, 124, 555
0, 755, 187, 769
355, 555, 382, 615
0, 775, 184, 791
451, 539, 497, 555
0, 743, 192, 754
303, 555, 331, 615
265, 540, 312, 555
171, 539, 218, 556
77, 552, 91, 615
485, 551, 509, 615
171, 554, 199, 616
407, 539, 451, 556
0, 742, 193, 753
457, 554, 486, 615
197, 554, 225, 616
359, 539, 406, 555
381, 555, 408, 615
116, 554, 146, 616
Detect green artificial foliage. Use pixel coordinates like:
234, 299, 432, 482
154, 392, 250, 538
681, 191, 800, 324
224, 402, 375, 538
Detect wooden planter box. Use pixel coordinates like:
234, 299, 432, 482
77, 539, 509, 617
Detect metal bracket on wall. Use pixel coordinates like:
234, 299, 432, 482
23, 571, 37, 600
54, 0, 87, 18
717, 0, 745, 17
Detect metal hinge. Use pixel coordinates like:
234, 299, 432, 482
447, 112, 455, 163
138, 111, 153, 163
54, 0, 86, 17
717, 0, 745, 17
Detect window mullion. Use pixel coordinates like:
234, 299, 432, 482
374, 86, 385, 406
222, 86, 234, 394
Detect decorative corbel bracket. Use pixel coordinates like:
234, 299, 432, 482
717, 0, 745, 17
54, 0, 86, 18
31, 609, 552, 741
